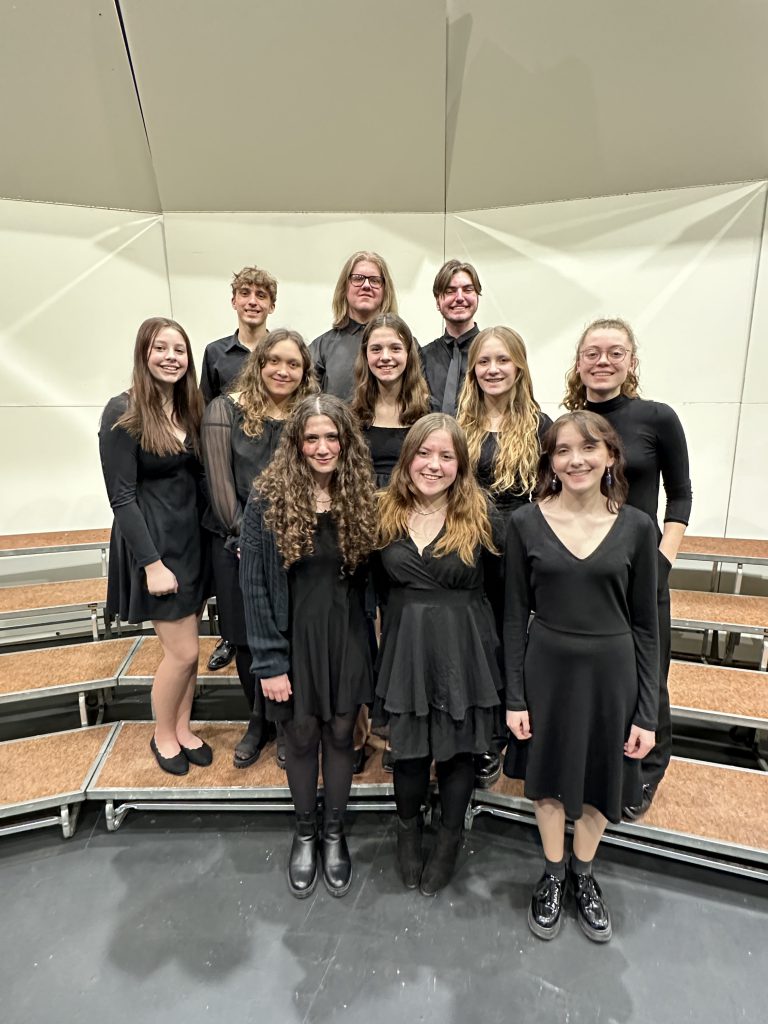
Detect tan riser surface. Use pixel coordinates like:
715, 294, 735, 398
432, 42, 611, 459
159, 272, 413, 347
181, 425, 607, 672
0, 529, 111, 552
0, 578, 107, 614
0, 725, 113, 806
0, 638, 135, 695
679, 536, 768, 561
488, 759, 768, 850
671, 589, 768, 629
122, 636, 238, 679
669, 662, 768, 720
90, 722, 393, 791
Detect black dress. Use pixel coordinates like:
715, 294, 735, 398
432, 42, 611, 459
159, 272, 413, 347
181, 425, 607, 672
362, 425, 409, 487
99, 393, 206, 624
269, 514, 373, 724
503, 504, 660, 823
374, 531, 502, 762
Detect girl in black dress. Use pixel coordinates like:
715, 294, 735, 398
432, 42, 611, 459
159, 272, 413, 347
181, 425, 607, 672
375, 414, 502, 896
239, 395, 378, 898
457, 325, 552, 787
563, 318, 692, 816
504, 412, 659, 943
99, 317, 209, 776
201, 330, 318, 768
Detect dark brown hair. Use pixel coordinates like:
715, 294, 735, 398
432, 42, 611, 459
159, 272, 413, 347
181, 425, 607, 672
231, 266, 278, 304
534, 411, 628, 513
351, 314, 430, 427
432, 259, 482, 298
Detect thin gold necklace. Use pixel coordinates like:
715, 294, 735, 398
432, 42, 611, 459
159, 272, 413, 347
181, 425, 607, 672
411, 501, 448, 516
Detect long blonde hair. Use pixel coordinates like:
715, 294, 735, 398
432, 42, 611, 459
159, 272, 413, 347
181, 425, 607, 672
229, 329, 318, 437
456, 326, 542, 495
562, 317, 640, 410
378, 414, 496, 565
331, 251, 398, 329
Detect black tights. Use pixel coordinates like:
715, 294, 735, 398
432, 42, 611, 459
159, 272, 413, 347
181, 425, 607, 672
394, 753, 474, 830
235, 647, 266, 732
283, 710, 357, 816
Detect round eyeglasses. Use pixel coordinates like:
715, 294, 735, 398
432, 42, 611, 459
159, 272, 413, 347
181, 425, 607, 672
579, 347, 631, 364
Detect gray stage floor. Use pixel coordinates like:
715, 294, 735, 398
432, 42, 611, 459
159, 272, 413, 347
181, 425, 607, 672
1, 808, 765, 1024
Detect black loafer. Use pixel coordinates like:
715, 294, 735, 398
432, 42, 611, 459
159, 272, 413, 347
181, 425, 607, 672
528, 872, 565, 940
180, 740, 213, 767
207, 638, 236, 671
569, 868, 612, 942
623, 783, 656, 821
150, 736, 189, 776
474, 750, 502, 789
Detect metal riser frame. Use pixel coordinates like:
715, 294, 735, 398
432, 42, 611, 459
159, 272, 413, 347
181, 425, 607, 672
0, 802, 80, 839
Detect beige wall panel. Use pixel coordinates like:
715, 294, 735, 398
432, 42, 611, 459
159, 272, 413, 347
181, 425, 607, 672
672, 403, 739, 537
0, 201, 171, 407
727, 405, 768, 540
445, 183, 763, 407
446, 0, 768, 209
0, 1, 159, 210
121, 0, 446, 212
741, 200, 768, 405
163, 212, 445, 363
0, 407, 109, 534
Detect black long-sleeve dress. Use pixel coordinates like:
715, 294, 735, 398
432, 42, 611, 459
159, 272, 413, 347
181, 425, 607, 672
99, 393, 206, 624
503, 503, 660, 823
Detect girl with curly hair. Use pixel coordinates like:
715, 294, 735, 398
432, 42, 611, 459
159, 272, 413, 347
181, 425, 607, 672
239, 394, 378, 899
99, 317, 209, 776
374, 414, 502, 896
201, 330, 318, 769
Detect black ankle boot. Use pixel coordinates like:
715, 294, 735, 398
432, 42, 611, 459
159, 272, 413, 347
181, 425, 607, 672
420, 823, 462, 896
322, 809, 352, 897
287, 812, 318, 899
396, 814, 423, 889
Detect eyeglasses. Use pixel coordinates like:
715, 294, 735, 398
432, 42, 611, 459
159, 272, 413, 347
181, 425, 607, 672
579, 347, 631, 364
349, 273, 384, 289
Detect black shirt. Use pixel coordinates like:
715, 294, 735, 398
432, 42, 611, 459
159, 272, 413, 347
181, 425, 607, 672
420, 324, 479, 413
309, 320, 365, 401
584, 393, 692, 531
200, 332, 252, 404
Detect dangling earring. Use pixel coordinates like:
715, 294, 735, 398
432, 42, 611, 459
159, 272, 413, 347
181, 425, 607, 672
605, 467, 613, 487
550, 475, 558, 492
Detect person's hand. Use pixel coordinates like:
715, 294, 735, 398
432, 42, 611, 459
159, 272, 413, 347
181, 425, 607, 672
261, 674, 292, 702
145, 561, 178, 596
624, 725, 655, 759
506, 709, 531, 740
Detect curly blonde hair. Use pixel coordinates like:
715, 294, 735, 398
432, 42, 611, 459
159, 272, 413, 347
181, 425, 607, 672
456, 326, 543, 496
378, 414, 496, 565
562, 317, 640, 410
351, 314, 431, 427
255, 394, 377, 570
228, 329, 318, 437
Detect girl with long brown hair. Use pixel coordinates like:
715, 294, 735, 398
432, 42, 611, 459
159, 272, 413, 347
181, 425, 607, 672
99, 317, 209, 776
239, 395, 378, 898
375, 414, 502, 896
201, 330, 317, 768
504, 412, 659, 943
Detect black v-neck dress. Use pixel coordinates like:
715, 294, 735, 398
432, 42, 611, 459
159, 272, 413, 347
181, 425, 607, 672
374, 529, 502, 762
503, 503, 660, 823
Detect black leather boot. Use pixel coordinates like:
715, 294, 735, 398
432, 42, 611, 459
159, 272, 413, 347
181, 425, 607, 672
322, 809, 352, 897
419, 823, 462, 896
287, 812, 318, 899
396, 814, 423, 890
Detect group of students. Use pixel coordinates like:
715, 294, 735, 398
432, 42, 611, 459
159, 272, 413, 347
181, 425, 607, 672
98, 252, 691, 944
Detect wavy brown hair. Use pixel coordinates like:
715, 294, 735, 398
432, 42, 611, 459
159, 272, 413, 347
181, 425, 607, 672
562, 317, 641, 410
534, 411, 628, 513
228, 329, 318, 437
378, 414, 496, 565
331, 251, 398, 329
351, 314, 430, 427
114, 317, 203, 456
457, 326, 543, 495
255, 394, 377, 570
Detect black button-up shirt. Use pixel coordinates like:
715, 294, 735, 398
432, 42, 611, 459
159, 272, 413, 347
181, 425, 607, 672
309, 319, 365, 401
200, 332, 253, 404
420, 324, 480, 413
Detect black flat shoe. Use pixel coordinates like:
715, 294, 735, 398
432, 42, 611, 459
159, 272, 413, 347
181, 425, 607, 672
352, 745, 368, 775
474, 750, 501, 789
180, 739, 213, 767
527, 872, 565, 940
622, 783, 656, 821
569, 868, 612, 943
150, 736, 188, 776
207, 638, 236, 671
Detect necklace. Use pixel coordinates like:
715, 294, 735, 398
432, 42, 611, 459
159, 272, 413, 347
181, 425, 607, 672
315, 492, 332, 507
411, 501, 448, 516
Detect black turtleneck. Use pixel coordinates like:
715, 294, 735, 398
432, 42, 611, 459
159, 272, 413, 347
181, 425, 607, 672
584, 393, 692, 532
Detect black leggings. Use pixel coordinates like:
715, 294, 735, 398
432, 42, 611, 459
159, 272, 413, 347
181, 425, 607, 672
283, 710, 357, 816
394, 753, 474, 830
235, 647, 266, 736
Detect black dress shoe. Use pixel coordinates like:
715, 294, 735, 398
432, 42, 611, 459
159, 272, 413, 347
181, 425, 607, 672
569, 868, 612, 943
150, 736, 189, 776
322, 810, 352, 897
288, 812, 318, 899
623, 783, 656, 821
180, 739, 213, 767
352, 745, 368, 775
527, 872, 565, 940
207, 638, 236, 671
474, 750, 502, 789
382, 746, 395, 773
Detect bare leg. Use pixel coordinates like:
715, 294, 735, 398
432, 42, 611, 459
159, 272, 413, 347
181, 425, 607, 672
353, 705, 370, 750
533, 798, 566, 862
152, 615, 199, 755
573, 804, 608, 862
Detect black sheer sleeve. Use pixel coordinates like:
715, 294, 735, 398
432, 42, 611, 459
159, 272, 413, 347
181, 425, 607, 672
98, 395, 160, 568
628, 513, 661, 730
502, 515, 533, 711
656, 403, 692, 525
201, 396, 242, 542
